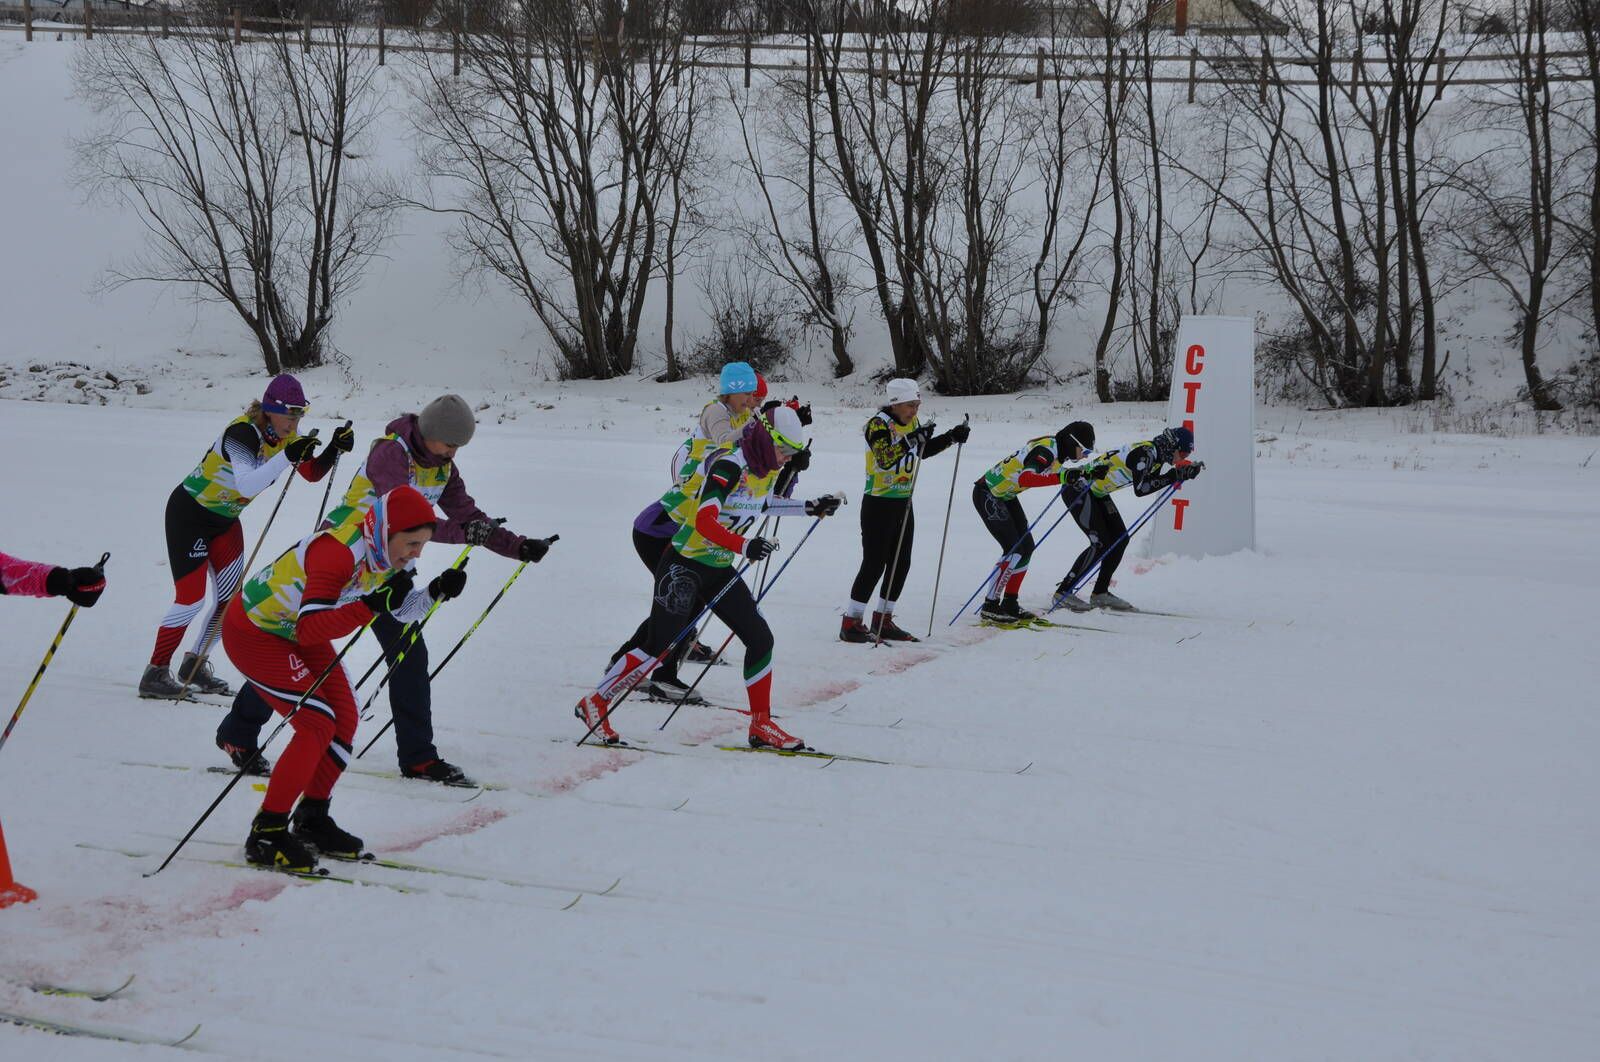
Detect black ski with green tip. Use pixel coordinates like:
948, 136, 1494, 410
0, 1009, 199, 1047
27, 974, 136, 1002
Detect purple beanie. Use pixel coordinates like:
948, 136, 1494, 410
262, 374, 308, 414
739, 418, 781, 479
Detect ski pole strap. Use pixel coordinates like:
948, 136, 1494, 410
1056, 482, 1178, 605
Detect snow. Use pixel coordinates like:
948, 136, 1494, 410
0, 384, 1596, 1060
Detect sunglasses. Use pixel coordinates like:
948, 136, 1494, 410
757, 411, 805, 453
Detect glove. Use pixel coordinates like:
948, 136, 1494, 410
46, 566, 106, 608
361, 569, 415, 614
788, 397, 813, 427
785, 448, 812, 473
947, 422, 971, 445
743, 536, 778, 562
518, 536, 553, 563
463, 518, 503, 546
909, 423, 937, 451
804, 494, 843, 517
1175, 461, 1205, 482
428, 566, 468, 602
285, 436, 320, 463
1061, 466, 1087, 489
328, 423, 356, 454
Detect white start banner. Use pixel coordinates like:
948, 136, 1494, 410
1148, 315, 1257, 558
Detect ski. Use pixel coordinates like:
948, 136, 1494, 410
0, 1010, 200, 1048
115, 760, 487, 803
28, 974, 135, 1002
715, 743, 885, 764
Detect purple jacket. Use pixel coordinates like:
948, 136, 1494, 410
366, 415, 525, 559
633, 501, 677, 540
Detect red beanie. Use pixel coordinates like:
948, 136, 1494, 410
383, 485, 437, 533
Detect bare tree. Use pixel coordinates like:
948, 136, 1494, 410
1561, 0, 1600, 344
74, 3, 394, 374
406, 0, 698, 379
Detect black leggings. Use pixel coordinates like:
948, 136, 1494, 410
848, 494, 914, 606
645, 550, 773, 681
972, 483, 1035, 600
1059, 491, 1127, 596
611, 529, 695, 681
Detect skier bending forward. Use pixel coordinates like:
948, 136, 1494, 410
576, 406, 842, 750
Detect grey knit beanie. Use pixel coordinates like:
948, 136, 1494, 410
419, 394, 476, 446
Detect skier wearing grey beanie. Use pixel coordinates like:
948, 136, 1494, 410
218, 394, 557, 788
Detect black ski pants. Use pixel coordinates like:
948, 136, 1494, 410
1059, 490, 1127, 596
644, 549, 772, 681
217, 611, 437, 769
611, 528, 695, 682
848, 494, 913, 607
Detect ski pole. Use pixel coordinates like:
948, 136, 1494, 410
945, 486, 1069, 627
701, 515, 772, 670
927, 418, 968, 638
657, 512, 830, 733
312, 420, 354, 530
149, 617, 372, 876
0, 552, 109, 759
175, 428, 320, 701
355, 549, 472, 722
354, 538, 554, 760
875, 423, 941, 646
1051, 483, 1179, 609
576, 557, 759, 746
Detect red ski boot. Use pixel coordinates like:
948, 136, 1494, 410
839, 615, 871, 643
575, 693, 622, 745
749, 716, 806, 751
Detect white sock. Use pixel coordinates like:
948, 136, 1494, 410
875, 598, 896, 617
846, 599, 868, 620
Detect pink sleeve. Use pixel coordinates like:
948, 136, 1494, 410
1, 551, 56, 598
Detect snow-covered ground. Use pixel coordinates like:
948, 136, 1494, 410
0, 381, 1595, 1060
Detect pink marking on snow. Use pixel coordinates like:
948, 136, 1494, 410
868, 650, 937, 675
789, 679, 861, 706
537, 754, 637, 794
382, 807, 511, 854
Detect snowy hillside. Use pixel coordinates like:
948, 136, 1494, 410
1, 378, 1596, 1060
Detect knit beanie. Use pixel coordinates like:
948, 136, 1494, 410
419, 394, 476, 446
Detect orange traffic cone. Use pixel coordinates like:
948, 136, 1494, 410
0, 815, 38, 908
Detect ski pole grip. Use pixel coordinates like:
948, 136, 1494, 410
93, 552, 110, 572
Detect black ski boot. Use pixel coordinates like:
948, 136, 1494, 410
290, 798, 366, 860
401, 758, 476, 787
178, 653, 232, 696
1001, 596, 1038, 623
839, 616, 872, 643
138, 665, 190, 700
978, 599, 1012, 623
643, 674, 705, 704
216, 737, 272, 777
684, 640, 720, 664
245, 810, 318, 872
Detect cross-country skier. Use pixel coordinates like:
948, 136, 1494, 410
970, 422, 1096, 624
840, 378, 969, 643
576, 406, 843, 749
227, 485, 466, 871
139, 375, 352, 700
1054, 426, 1203, 612
1, 552, 105, 606
215, 394, 555, 786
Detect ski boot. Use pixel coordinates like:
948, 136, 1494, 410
1053, 589, 1093, 613
749, 715, 806, 751
871, 612, 919, 642
575, 693, 622, 745
839, 616, 872, 644
1001, 596, 1038, 623
245, 810, 318, 872
643, 674, 705, 705
138, 665, 190, 700
684, 640, 720, 665
290, 798, 366, 860
1090, 591, 1136, 612
216, 737, 272, 777
401, 759, 476, 786
177, 653, 232, 696
977, 598, 1012, 623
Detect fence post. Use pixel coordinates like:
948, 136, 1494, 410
1188, 46, 1197, 102
1434, 48, 1446, 100
22, 0, 31, 43
160, 3, 169, 39
377, 12, 385, 65
84, 0, 92, 40
743, 37, 751, 88
452, 30, 460, 77
233, 7, 242, 45
303, 11, 311, 53
1035, 46, 1044, 99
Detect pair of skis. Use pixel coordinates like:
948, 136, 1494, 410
4, 975, 200, 1048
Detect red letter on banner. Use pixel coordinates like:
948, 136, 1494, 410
1183, 381, 1201, 413
1171, 497, 1189, 531
1186, 344, 1205, 375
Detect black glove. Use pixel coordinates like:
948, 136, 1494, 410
790, 398, 813, 427
428, 566, 468, 602
285, 436, 320, 463
947, 422, 971, 445
785, 447, 812, 473
1175, 461, 1205, 482
518, 536, 554, 563
909, 423, 937, 451
743, 536, 778, 562
1061, 466, 1087, 489
46, 566, 106, 608
328, 423, 356, 454
463, 518, 504, 546
804, 494, 842, 517
361, 569, 414, 613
